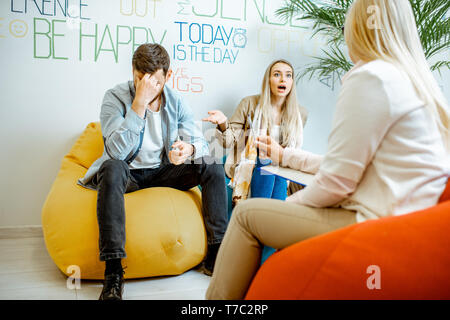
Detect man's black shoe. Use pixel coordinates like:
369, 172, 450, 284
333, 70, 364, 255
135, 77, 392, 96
99, 270, 124, 300
201, 243, 221, 276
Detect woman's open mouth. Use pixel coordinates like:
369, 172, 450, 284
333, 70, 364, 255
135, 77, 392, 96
277, 85, 287, 92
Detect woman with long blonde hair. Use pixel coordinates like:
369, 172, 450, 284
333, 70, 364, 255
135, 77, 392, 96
206, 0, 449, 299
204, 59, 308, 202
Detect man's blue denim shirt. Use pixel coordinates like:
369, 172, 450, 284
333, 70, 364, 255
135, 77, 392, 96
78, 81, 209, 190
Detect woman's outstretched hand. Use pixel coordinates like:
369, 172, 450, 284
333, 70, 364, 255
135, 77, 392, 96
255, 135, 284, 164
202, 110, 228, 132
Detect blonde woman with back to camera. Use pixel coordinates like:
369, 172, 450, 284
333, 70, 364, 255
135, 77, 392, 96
206, 0, 450, 300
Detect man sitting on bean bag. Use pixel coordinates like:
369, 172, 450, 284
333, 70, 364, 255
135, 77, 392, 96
78, 43, 228, 300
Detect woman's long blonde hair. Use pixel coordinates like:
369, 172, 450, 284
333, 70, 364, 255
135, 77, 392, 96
344, 0, 450, 150
259, 59, 302, 148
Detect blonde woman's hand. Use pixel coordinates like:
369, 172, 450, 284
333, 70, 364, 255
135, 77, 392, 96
202, 110, 227, 132
255, 135, 284, 164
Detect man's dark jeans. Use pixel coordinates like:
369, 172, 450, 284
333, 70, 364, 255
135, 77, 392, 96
95, 156, 228, 261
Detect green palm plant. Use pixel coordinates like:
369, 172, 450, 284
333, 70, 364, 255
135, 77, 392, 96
276, 0, 450, 84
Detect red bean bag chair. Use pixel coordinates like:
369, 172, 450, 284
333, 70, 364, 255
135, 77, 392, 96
245, 181, 450, 299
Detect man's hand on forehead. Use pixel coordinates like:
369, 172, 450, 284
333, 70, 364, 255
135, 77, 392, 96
144, 73, 161, 87
132, 71, 164, 116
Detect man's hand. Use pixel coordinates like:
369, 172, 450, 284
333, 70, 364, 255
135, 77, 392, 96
255, 135, 284, 164
169, 141, 194, 165
132, 73, 162, 118
202, 110, 227, 132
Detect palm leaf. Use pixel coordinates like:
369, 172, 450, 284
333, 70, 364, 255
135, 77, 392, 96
277, 0, 450, 85
297, 44, 353, 83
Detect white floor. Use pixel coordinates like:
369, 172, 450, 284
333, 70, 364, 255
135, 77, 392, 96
0, 236, 211, 300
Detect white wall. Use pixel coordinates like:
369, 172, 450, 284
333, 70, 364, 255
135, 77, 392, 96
0, 0, 449, 227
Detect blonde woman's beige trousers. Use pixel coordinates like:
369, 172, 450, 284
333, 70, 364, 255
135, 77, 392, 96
205, 198, 357, 300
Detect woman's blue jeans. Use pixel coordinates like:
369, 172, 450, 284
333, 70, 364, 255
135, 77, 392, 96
250, 156, 288, 264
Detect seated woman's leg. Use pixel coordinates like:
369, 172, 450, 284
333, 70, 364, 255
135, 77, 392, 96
271, 176, 288, 200
250, 158, 288, 264
250, 157, 275, 198
260, 174, 285, 264
250, 157, 288, 200
205, 198, 357, 300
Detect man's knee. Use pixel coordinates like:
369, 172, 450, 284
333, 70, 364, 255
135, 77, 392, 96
98, 159, 129, 186
201, 157, 225, 178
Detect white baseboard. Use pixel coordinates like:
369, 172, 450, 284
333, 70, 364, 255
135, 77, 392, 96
0, 225, 43, 239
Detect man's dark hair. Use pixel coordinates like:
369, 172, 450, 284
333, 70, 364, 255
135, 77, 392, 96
132, 43, 170, 75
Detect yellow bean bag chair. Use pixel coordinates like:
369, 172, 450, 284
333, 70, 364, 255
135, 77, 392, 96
42, 122, 207, 279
